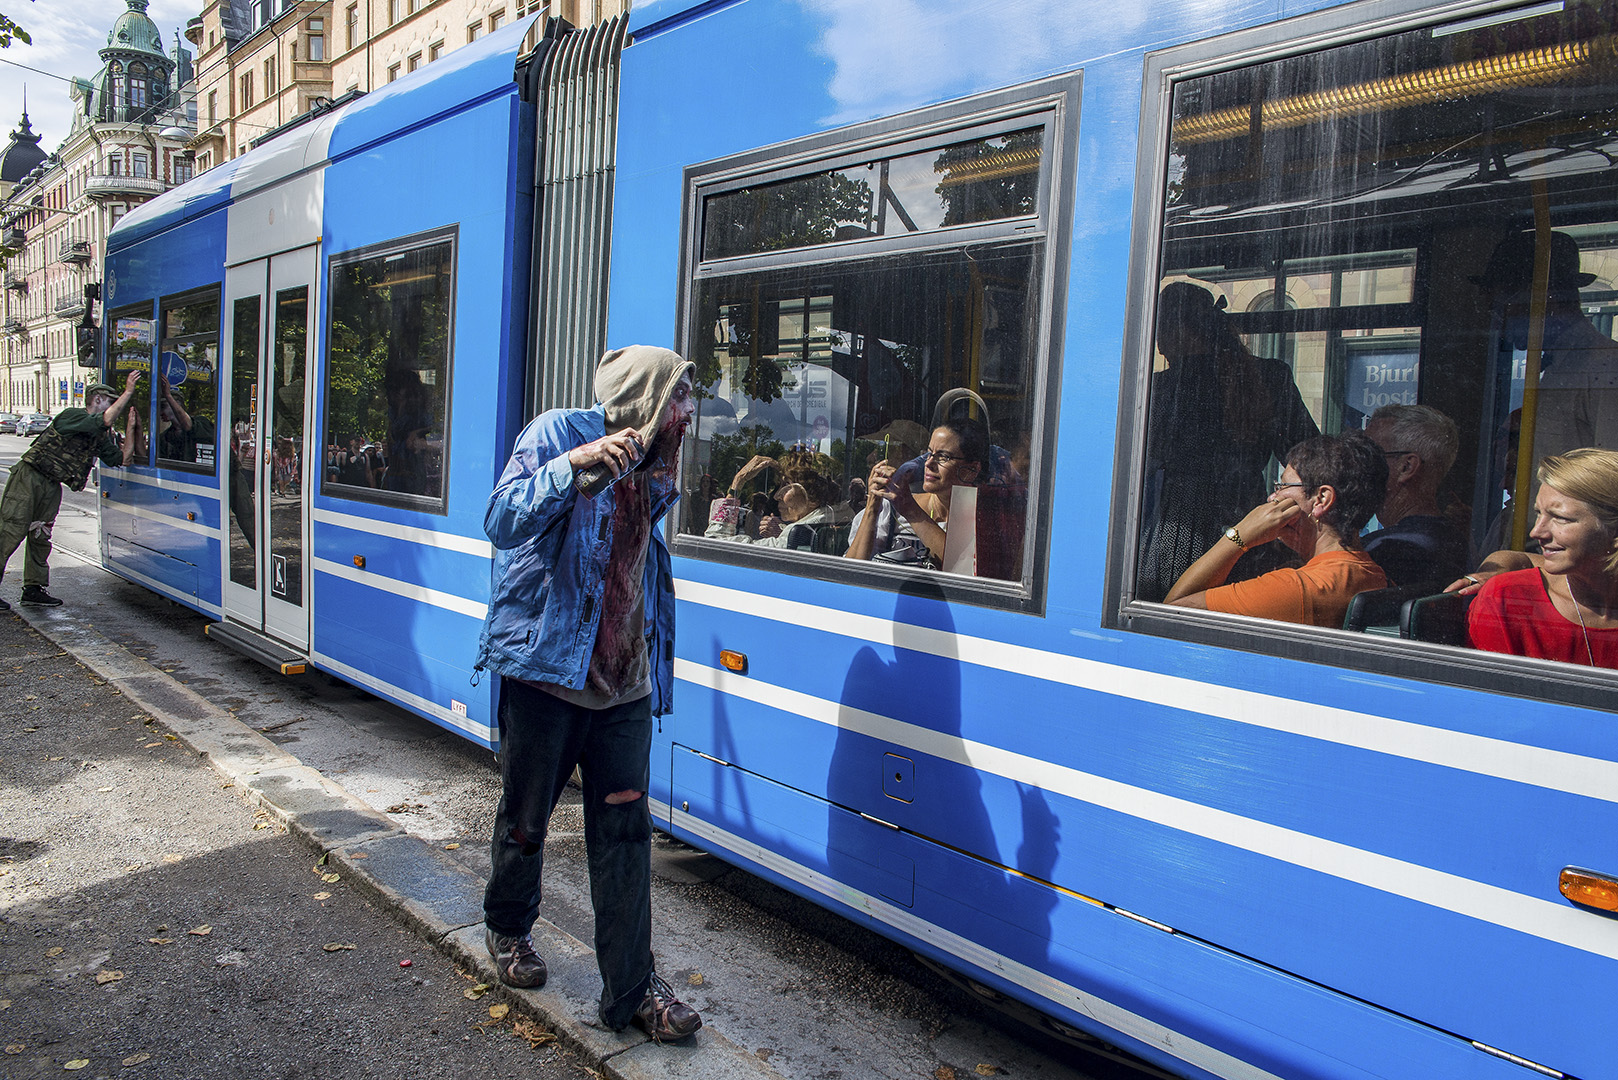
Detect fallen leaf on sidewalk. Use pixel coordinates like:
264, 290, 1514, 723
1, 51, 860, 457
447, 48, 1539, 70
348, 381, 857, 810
187, 925, 212, 937
122, 1053, 150, 1066
322, 943, 356, 953
63, 1059, 90, 1070
142, 743, 162, 749
512, 1018, 555, 1048
488, 1004, 509, 1020
45, 947, 63, 957
253, 822, 269, 831
123, 865, 142, 872
0, 999, 10, 1009
975, 1067, 1004, 1076
146, 938, 173, 946
321, 873, 340, 883
317, 853, 330, 866
688, 972, 704, 987
97, 787, 114, 793
163, 734, 177, 740
4, 1043, 23, 1055
95, 970, 124, 985
443, 843, 460, 850
463, 983, 493, 1000
312, 891, 331, 901
934, 1068, 956, 1080
161, 855, 182, 865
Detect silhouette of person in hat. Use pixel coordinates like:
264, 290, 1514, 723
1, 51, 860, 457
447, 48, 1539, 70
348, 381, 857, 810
1474, 230, 1618, 468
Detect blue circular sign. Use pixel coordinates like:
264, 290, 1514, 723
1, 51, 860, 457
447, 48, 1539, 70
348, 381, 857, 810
160, 351, 188, 388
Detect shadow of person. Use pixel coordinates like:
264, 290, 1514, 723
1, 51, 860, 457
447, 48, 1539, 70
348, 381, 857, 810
826, 581, 1059, 977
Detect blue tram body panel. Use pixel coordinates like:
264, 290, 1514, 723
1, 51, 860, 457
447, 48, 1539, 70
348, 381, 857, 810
612, 2, 1618, 1079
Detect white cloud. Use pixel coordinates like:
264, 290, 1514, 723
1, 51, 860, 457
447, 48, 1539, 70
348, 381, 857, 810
2, 0, 196, 158
810, 0, 1154, 125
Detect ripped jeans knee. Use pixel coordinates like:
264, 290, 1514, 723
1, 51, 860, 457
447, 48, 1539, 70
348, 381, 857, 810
603, 789, 642, 806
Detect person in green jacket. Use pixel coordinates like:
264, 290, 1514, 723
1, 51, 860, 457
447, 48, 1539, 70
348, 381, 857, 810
0, 371, 140, 608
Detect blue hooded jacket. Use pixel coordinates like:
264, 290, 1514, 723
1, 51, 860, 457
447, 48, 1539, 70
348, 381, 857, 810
475, 347, 691, 715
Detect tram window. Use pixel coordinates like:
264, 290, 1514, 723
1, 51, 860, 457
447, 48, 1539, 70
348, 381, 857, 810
323, 229, 455, 512
676, 84, 1075, 606
155, 288, 220, 473
1125, 1, 1618, 684
107, 303, 154, 466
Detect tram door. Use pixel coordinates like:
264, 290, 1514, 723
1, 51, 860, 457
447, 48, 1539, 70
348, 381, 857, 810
220, 248, 316, 651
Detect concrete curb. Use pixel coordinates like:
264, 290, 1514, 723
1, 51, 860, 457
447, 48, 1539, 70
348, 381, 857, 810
14, 602, 782, 1080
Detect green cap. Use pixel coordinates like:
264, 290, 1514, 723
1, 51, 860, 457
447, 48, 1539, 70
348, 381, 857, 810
85, 382, 116, 401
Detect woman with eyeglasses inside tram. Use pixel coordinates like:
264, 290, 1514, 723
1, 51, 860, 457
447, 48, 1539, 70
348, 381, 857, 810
1164, 431, 1389, 628
846, 417, 988, 569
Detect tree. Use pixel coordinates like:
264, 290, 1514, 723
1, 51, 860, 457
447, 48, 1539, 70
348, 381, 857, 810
1, 4, 33, 48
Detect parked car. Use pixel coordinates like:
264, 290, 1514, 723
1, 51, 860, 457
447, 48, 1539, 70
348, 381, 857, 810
0, 413, 18, 435
20, 414, 53, 436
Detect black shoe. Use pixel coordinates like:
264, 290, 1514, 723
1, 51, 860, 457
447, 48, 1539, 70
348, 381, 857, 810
485, 928, 547, 988
20, 586, 60, 606
0, 597, 9, 611
632, 972, 702, 1042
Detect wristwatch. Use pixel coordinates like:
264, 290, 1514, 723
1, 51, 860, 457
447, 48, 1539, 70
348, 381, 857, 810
1222, 526, 1245, 549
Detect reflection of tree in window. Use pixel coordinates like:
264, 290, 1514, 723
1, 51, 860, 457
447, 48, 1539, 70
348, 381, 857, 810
934, 129, 1041, 227
325, 240, 452, 504
703, 172, 873, 259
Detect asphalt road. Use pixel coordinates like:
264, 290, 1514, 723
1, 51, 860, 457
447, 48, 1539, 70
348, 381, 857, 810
0, 442, 1139, 1080
0, 603, 594, 1080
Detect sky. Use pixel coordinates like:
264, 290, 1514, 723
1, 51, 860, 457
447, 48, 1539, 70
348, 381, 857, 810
2, 0, 199, 157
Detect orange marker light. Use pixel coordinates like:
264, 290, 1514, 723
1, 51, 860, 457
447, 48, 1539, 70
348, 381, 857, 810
1560, 867, 1618, 912
719, 650, 747, 674
353, 555, 366, 569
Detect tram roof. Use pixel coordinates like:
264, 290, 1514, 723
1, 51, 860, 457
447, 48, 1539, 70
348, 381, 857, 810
109, 13, 543, 253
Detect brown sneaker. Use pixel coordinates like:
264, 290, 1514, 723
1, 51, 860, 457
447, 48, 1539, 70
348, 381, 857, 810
632, 972, 701, 1042
485, 928, 547, 989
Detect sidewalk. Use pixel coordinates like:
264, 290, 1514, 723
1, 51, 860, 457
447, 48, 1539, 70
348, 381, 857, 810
5, 601, 779, 1080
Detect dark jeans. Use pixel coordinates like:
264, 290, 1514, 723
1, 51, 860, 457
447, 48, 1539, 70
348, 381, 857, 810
483, 678, 654, 1030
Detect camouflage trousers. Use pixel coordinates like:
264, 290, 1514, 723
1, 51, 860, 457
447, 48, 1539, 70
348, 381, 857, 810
0, 463, 63, 589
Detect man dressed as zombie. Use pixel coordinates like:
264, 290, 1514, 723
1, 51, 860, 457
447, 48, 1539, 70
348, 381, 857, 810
475, 345, 701, 1041
0, 371, 140, 609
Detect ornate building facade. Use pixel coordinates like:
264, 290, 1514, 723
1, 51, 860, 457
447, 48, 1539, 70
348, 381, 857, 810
185, 0, 626, 173
0, 0, 195, 416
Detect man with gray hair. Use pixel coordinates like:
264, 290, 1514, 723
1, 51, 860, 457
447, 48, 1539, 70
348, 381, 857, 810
1361, 403, 1470, 587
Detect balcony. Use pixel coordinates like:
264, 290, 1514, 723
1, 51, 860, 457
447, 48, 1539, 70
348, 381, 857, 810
54, 296, 87, 319
85, 173, 166, 199
2, 227, 24, 248
3, 270, 25, 293
59, 240, 92, 264
3, 319, 26, 337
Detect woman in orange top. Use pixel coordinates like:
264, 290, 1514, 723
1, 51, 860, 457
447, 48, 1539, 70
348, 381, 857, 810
1165, 432, 1389, 628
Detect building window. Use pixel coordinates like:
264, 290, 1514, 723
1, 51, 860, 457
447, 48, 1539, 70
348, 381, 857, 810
197, 153, 211, 172
155, 287, 221, 472
488, 10, 505, 31
387, 63, 401, 82
388, 0, 401, 24
207, 89, 217, 126
106, 154, 123, 177
264, 56, 277, 96
131, 153, 149, 179
676, 86, 1070, 604
467, 21, 480, 42
345, 4, 358, 50
307, 18, 325, 61
407, 52, 422, 72
173, 159, 194, 185
240, 71, 254, 109
324, 229, 457, 510
428, 40, 444, 61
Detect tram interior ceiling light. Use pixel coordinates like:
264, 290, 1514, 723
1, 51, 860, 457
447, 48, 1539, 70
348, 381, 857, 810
1171, 34, 1617, 146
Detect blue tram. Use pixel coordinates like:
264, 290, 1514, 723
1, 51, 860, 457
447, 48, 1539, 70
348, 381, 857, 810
101, 2, 1618, 1078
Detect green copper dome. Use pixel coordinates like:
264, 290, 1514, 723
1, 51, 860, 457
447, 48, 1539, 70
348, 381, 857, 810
106, 0, 166, 59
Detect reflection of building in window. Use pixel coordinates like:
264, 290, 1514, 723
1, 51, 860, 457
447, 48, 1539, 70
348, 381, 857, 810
1129, 0, 1618, 683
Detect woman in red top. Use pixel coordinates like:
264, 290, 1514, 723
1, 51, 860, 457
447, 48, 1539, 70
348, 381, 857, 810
1165, 432, 1388, 628
1468, 449, 1618, 667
